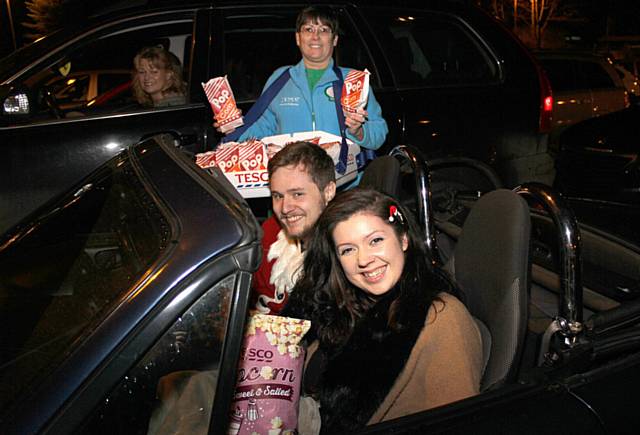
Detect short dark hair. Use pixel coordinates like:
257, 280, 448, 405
296, 5, 339, 35
267, 141, 336, 191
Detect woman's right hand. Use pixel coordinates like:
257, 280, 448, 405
213, 121, 235, 135
213, 108, 243, 134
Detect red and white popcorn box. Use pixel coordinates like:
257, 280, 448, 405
214, 141, 242, 172
341, 68, 370, 114
195, 150, 217, 169
195, 131, 360, 198
202, 76, 244, 133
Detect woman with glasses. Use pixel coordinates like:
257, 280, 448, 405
219, 5, 388, 151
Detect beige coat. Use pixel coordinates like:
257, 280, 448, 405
368, 292, 483, 423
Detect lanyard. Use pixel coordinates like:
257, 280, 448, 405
223, 64, 370, 174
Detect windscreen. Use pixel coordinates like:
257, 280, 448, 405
0, 156, 169, 413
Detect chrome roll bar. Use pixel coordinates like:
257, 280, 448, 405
389, 145, 441, 266
514, 183, 584, 351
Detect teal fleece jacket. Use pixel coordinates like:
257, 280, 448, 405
239, 59, 388, 150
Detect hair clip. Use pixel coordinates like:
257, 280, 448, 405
388, 205, 404, 225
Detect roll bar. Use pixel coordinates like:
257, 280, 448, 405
389, 145, 441, 266
389, 145, 585, 361
389, 146, 504, 266
514, 183, 584, 359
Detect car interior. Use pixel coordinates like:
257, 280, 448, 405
359, 145, 640, 392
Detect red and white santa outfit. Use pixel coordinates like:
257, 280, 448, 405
252, 215, 305, 314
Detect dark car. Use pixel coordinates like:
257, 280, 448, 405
554, 103, 640, 204
0, 0, 554, 234
1, 133, 640, 434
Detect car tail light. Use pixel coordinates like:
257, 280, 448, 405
537, 65, 553, 133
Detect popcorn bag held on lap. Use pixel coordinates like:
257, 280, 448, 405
341, 68, 370, 113
229, 314, 311, 435
202, 76, 244, 133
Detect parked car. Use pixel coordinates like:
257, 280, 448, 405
614, 63, 640, 97
554, 102, 640, 204
0, 0, 554, 234
535, 50, 629, 133
1, 134, 640, 434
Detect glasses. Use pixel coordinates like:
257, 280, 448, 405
299, 25, 333, 36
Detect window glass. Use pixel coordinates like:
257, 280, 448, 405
78, 275, 236, 435
0, 158, 167, 415
333, 11, 376, 80
579, 61, 616, 89
540, 59, 578, 92
98, 72, 132, 95
48, 73, 91, 110
363, 10, 498, 87
19, 19, 193, 122
223, 7, 375, 101
223, 10, 300, 101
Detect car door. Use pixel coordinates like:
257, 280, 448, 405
579, 59, 628, 118
0, 9, 212, 234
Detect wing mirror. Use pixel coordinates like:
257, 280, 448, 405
1, 84, 32, 120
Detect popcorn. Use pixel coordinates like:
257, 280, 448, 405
260, 366, 274, 380
197, 131, 361, 199
202, 76, 244, 133
195, 139, 268, 174
268, 416, 283, 435
341, 68, 370, 114
194, 150, 216, 169
271, 417, 283, 428
231, 315, 311, 434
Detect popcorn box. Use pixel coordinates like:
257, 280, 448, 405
202, 76, 245, 133
230, 314, 311, 435
341, 68, 370, 114
195, 131, 360, 198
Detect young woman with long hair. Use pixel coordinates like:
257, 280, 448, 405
285, 187, 483, 433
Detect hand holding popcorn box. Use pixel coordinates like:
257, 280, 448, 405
202, 76, 244, 133
230, 314, 311, 435
341, 68, 370, 114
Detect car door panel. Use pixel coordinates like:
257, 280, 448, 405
360, 383, 605, 434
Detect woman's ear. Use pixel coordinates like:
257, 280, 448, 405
401, 233, 409, 252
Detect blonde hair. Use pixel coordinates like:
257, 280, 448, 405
132, 46, 187, 107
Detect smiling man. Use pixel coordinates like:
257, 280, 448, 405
232, 5, 388, 151
252, 141, 336, 314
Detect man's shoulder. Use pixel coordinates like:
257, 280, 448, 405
261, 215, 282, 245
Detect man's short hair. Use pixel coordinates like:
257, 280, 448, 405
268, 141, 336, 191
296, 5, 339, 35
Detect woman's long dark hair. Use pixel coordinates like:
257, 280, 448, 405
288, 187, 456, 348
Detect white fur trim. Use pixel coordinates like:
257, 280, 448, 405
255, 230, 305, 313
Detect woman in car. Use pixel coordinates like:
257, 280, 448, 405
285, 188, 483, 433
132, 45, 187, 108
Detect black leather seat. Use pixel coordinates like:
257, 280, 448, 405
360, 155, 402, 198
445, 189, 531, 391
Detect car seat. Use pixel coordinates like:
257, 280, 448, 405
445, 189, 531, 391
359, 155, 401, 198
